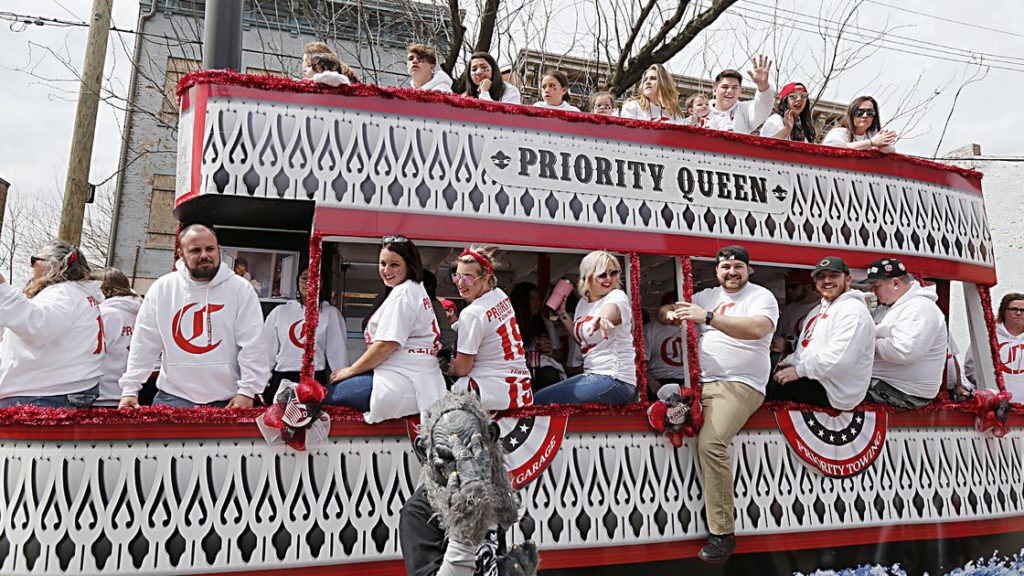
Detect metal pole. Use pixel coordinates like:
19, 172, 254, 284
58, 0, 112, 244
0, 177, 9, 241
202, 0, 244, 71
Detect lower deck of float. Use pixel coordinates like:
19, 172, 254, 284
1, 411, 1022, 574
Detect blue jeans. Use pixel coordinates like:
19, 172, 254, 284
152, 391, 229, 408
323, 372, 374, 411
0, 383, 100, 409
533, 373, 637, 405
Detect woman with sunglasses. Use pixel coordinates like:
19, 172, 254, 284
822, 95, 897, 152
761, 82, 817, 143
534, 251, 637, 405
0, 240, 105, 408
325, 236, 445, 423
449, 245, 533, 409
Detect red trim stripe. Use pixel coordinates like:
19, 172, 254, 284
313, 207, 997, 284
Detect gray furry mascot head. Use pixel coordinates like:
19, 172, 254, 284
415, 392, 520, 545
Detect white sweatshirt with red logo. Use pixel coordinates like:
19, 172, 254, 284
0, 279, 105, 398
119, 261, 269, 403
97, 295, 143, 405
263, 299, 349, 373
784, 289, 876, 410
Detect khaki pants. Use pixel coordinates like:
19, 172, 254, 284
697, 380, 764, 536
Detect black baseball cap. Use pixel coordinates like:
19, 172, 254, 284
716, 245, 749, 264
864, 257, 908, 281
812, 256, 850, 277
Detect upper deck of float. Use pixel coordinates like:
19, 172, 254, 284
175, 71, 993, 284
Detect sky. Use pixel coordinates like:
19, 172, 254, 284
0, 0, 1022, 240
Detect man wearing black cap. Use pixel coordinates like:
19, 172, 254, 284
664, 244, 778, 563
863, 258, 947, 408
770, 256, 875, 411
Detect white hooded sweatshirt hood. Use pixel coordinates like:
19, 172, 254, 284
0, 279, 105, 398
410, 68, 453, 92
786, 289, 876, 410
871, 282, 947, 399
119, 261, 269, 404
97, 295, 143, 404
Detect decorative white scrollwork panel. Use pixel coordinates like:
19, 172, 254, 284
0, 427, 1020, 573
188, 96, 993, 266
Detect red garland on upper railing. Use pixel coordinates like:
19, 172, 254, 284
176, 70, 982, 182
629, 252, 648, 403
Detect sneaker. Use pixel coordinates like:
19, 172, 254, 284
698, 533, 736, 563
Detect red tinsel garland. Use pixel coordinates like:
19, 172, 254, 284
629, 253, 649, 402
301, 232, 325, 395
176, 70, 982, 182
977, 285, 1008, 394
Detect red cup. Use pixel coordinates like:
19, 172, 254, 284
546, 278, 574, 312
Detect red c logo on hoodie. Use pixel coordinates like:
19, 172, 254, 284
289, 320, 305, 349
172, 303, 225, 355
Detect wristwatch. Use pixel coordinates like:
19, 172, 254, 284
705, 310, 714, 325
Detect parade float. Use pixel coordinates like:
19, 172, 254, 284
0, 71, 1021, 575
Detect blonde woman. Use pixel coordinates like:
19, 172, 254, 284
449, 245, 533, 409
618, 64, 685, 124
534, 251, 637, 405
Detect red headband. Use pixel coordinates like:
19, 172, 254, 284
66, 246, 79, 265
460, 248, 493, 275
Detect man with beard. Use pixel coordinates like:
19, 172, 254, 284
118, 223, 268, 408
769, 257, 876, 411
662, 245, 778, 563
400, 392, 538, 576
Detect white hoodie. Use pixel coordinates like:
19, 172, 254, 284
706, 86, 775, 134
871, 282, 947, 399
0, 280, 105, 398
410, 69, 453, 93
264, 299, 349, 373
964, 322, 1024, 399
313, 70, 350, 87
97, 295, 143, 405
119, 261, 269, 404
785, 289, 876, 410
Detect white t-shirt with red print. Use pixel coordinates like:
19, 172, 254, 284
573, 289, 636, 385
644, 320, 687, 381
362, 280, 446, 423
453, 288, 533, 410
694, 282, 779, 392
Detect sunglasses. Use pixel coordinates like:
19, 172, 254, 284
1007, 307, 1024, 315
30, 256, 44, 266
853, 108, 876, 118
596, 269, 621, 281
381, 235, 409, 245
451, 273, 483, 286
787, 93, 808, 101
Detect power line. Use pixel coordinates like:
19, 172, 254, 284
740, 0, 1024, 68
863, 0, 1024, 40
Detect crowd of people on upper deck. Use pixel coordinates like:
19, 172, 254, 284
301, 41, 899, 152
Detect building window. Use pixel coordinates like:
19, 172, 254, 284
147, 174, 178, 248
162, 57, 201, 120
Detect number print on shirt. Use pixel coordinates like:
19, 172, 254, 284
506, 375, 533, 408
495, 317, 525, 360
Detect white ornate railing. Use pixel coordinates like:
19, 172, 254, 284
1, 423, 1021, 573
177, 83, 993, 272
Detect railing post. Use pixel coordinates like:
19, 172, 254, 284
963, 282, 997, 391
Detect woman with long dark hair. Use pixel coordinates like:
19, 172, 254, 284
325, 236, 445, 422
761, 82, 817, 143
0, 240, 104, 408
462, 52, 521, 104
822, 95, 897, 152
263, 267, 349, 403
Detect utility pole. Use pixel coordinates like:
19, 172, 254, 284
0, 177, 9, 241
202, 0, 244, 70
58, 0, 112, 245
